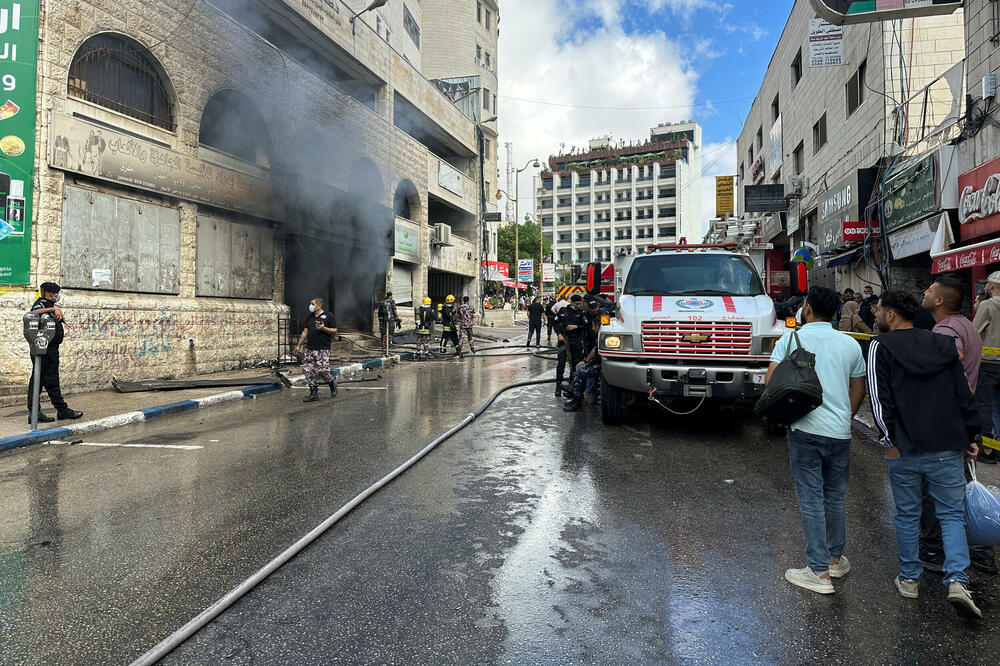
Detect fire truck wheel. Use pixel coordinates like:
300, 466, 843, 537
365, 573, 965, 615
600, 372, 624, 425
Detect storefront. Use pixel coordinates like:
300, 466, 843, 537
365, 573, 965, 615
813, 168, 878, 290
932, 153, 1000, 297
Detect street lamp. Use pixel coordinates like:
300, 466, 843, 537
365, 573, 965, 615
511, 159, 542, 305
350, 0, 389, 34
524, 213, 547, 297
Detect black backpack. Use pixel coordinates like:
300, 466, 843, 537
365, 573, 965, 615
753, 331, 824, 426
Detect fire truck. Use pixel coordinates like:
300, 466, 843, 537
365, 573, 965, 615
595, 242, 793, 424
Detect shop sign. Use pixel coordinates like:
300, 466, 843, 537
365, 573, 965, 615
0, 0, 40, 284
482, 260, 509, 278
842, 219, 880, 241
889, 213, 943, 260
751, 156, 766, 184
49, 112, 273, 218
771, 270, 790, 286
932, 238, 1000, 274
958, 154, 1000, 241
882, 152, 938, 234
761, 215, 783, 242
715, 175, 734, 218
809, 19, 844, 68
768, 115, 783, 179
517, 258, 533, 281
745, 184, 787, 213
394, 224, 418, 257
818, 168, 878, 253
542, 262, 555, 282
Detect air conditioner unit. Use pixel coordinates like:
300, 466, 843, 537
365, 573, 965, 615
433, 223, 452, 246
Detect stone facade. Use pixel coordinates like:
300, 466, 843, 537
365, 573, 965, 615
960, 0, 1000, 174
0, 0, 484, 404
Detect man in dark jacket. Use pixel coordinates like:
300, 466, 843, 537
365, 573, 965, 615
867, 290, 982, 619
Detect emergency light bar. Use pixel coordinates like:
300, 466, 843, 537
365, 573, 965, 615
646, 243, 739, 253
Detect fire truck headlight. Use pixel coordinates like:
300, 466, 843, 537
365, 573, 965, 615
603, 336, 621, 350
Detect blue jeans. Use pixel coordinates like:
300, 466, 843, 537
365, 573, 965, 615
976, 362, 1000, 439
887, 450, 970, 586
572, 364, 600, 399
787, 430, 851, 575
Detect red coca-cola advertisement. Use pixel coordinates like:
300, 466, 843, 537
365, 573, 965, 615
932, 239, 1000, 274
958, 155, 1000, 241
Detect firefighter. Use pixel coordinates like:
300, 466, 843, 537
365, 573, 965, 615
379, 291, 401, 348
439, 294, 463, 358
415, 297, 436, 358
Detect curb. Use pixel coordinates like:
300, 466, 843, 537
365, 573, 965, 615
0, 355, 401, 455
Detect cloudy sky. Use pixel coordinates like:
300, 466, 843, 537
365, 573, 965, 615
497, 0, 794, 232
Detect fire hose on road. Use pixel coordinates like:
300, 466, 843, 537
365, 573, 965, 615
129, 376, 558, 665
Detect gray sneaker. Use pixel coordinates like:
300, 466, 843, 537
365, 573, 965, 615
828, 555, 851, 579
947, 581, 983, 619
784, 566, 834, 594
895, 576, 919, 599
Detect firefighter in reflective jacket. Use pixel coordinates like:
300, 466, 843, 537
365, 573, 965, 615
415, 297, 436, 358
439, 295, 463, 357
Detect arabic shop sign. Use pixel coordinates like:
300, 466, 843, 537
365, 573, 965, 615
0, 1, 39, 284
958, 154, 1000, 241
882, 152, 938, 234
818, 168, 877, 253
394, 224, 418, 258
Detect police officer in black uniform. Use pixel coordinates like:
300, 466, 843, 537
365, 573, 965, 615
553, 300, 570, 396
563, 293, 588, 378
27, 282, 82, 424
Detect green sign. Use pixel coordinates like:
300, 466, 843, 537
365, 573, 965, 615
395, 224, 418, 257
0, 1, 38, 284
882, 153, 938, 234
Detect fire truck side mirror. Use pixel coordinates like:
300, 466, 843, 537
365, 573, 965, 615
789, 261, 808, 297
585, 262, 601, 295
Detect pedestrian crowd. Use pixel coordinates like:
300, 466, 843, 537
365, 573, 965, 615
765, 273, 1000, 620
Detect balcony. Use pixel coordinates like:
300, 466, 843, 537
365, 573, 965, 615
557, 219, 572, 226
542, 219, 553, 227
429, 229, 477, 277
541, 200, 553, 209
658, 190, 677, 199
558, 181, 573, 189
658, 208, 677, 218
557, 199, 572, 208
578, 178, 592, 187
427, 154, 478, 215
577, 234, 591, 242
577, 198, 591, 206
615, 179, 633, 187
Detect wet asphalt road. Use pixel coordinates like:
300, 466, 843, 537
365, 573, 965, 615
2, 351, 1000, 664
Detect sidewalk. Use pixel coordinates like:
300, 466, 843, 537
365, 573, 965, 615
854, 401, 1000, 486
0, 355, 400, 454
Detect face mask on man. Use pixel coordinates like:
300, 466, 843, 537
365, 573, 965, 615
308, 303, 316, 313
53, 293, 61, 303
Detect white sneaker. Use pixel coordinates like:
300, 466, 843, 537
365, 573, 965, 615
947, 581, 982, 619
828, 555, 851, 579
785, 566, 834, 594
895, 576, 919, 599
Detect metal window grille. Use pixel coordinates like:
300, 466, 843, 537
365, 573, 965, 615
69, 35, 175, 131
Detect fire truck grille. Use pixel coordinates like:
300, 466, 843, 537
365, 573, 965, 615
641, 321, 753, 356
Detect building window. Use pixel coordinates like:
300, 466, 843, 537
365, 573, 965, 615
755, 127, 763, 150
477, 1, 482, 22
476, 44, 482, 63
771, 94, 780, 123
792, 141, 804, 175
791, 49, 802, 88
739, 163, 745, 183
68, 33, 175, 130
483, 88, 490, 110
748, 146, 754, 164
812, 113, 827, 154
485, 9, 492, 30
493, 95, 497, 114
485, 52, 491, 68
199, 89, 271, 166
846, 59, 867, 117
403, 4, 420, 48
385, 29, 391, 45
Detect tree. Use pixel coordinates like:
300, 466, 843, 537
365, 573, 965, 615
497, 220, 553, 284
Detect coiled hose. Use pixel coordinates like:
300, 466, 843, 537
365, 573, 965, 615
129, 377, 558, 665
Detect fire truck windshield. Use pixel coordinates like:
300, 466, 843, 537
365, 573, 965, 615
623, 253, 765, 297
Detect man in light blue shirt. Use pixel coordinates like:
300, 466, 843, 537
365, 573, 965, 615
766, 286, 868, 595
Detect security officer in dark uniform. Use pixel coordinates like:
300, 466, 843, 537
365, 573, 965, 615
439, 295, 463, 358
27, 282, 82, 424
562, 293, 588, 384
379, 291, 401, 348
553, 300, 569, 396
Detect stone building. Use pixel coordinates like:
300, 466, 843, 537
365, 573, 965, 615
535, 121, 703, 268
0, 0, 492, 402
733, 0, 965, 295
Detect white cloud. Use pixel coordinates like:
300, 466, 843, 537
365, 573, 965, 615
498, 0, 700, 222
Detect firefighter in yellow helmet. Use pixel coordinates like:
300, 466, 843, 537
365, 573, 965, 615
415, 297, 436, 358
439, 294, 462, 357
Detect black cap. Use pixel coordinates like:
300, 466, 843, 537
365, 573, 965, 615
40, 282, 60, 293
570, 294, 583, 302
587, 300, 599, 307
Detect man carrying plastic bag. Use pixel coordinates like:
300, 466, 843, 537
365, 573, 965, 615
966, 462, 1000, 548
868, 291, 983, 619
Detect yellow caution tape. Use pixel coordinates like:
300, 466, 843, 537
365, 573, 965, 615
840, 332, 1000, 355
983, 347, 1000, 356
983, 436, 1000, 449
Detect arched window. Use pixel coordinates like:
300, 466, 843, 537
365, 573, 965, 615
199, 89, 270, 167
394, 180, 419, 220
68, 34, 174, 130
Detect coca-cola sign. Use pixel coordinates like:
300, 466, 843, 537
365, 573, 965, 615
958, 155, 1000, 241
932, 239, 1000, 274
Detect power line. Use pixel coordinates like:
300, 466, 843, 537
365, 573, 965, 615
497, 93, 756, 111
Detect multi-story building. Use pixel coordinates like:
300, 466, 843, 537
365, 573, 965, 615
535, 121, 702, 268
732, 1, 965, 295
0, 0, 490, 400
